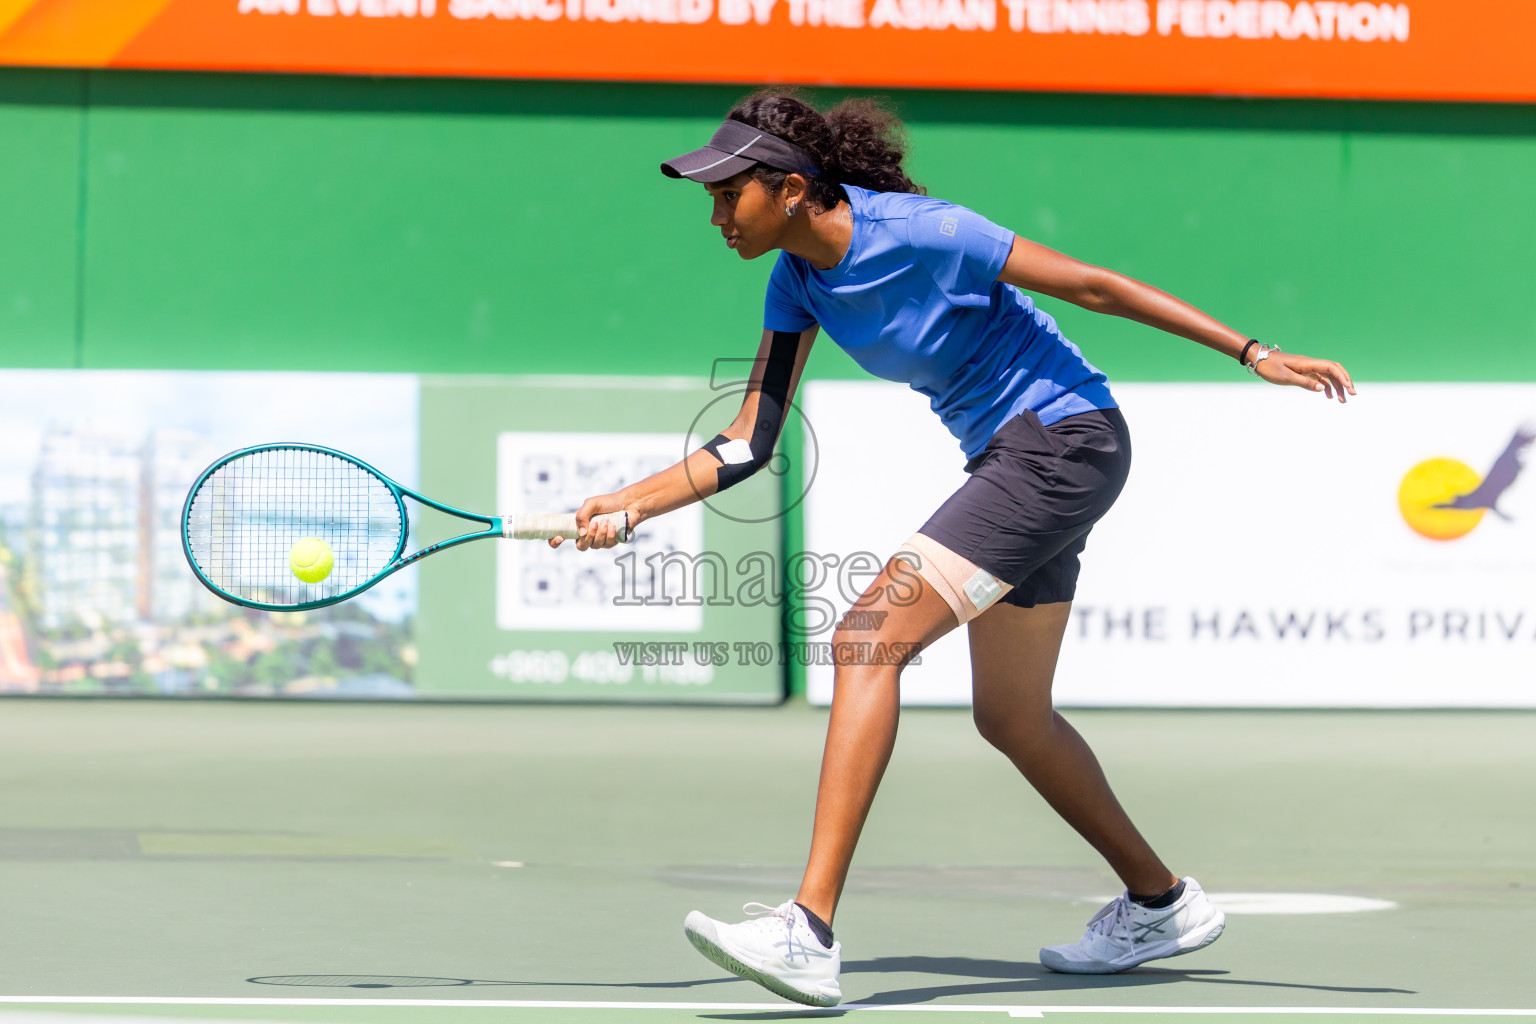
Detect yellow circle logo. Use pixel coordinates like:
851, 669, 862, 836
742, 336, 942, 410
1398, 458, 1485, 541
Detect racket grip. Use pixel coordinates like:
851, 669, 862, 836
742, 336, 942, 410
505, 511, 629, 543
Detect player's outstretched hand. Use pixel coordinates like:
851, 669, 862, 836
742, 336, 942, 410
549, 493, 636, 551
1256, 350, 1356, 403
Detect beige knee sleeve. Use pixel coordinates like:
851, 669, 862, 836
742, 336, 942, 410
893, 533, 1012, 624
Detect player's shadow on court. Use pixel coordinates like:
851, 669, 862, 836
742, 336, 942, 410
696, 958, 1415, 1019
250, 964, 1414, 1021
850, 956, 1414, 1002
248, 974, 740, 992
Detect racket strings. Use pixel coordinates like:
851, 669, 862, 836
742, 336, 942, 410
185, 448, 403, 608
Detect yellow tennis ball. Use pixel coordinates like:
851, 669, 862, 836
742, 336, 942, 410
289, 537, 335, 584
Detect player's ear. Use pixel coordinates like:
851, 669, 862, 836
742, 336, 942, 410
782, 173, 807, 207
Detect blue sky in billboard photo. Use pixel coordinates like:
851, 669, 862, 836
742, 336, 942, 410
0, 370, 418, 506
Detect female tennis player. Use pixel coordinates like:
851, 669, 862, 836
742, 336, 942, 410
553, 91, 1354, 1007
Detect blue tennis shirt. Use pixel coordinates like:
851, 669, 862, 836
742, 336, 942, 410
764, 184, 1116, 460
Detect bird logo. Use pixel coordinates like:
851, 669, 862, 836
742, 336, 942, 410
1398, 426, 1535, 541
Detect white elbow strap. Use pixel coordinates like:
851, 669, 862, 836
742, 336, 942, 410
714, 437, 754, 465
893, 533, 1011, 624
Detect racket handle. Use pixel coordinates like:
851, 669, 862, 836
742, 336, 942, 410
504, 511, 629, 543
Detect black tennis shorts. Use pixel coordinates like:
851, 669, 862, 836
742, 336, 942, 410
917, 407, 1131, 608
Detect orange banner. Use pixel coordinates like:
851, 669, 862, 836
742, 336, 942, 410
0, 0, 1533, 101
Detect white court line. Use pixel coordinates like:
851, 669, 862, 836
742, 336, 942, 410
0, 1000, 1534, 1016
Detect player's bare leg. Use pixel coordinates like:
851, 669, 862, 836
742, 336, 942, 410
967, 600, 1224, 973
682, 559, 959, 1006
967, 600, 1174, 895
793, 560, 961, 924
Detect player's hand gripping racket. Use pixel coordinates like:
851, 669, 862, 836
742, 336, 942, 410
181, 443, 628, 612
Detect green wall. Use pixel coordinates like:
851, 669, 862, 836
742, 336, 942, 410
0, 71, 82, 367
2, 70, 1534, 383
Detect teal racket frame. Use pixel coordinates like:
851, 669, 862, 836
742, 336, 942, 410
181, 442, 504, 613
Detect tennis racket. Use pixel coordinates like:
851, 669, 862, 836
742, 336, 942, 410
181, 442, 628, 613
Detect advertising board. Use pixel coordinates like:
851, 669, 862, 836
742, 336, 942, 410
802, 380, 1536, 708
2, 0, 1534, 102
0, 370, 783, 703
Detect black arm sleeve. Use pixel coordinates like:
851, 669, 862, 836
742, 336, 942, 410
700, 330, 799, 493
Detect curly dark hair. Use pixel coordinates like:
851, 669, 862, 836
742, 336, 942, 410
727, 90, 924, 211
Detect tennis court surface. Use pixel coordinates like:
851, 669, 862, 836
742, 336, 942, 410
1, 702, 1531, 1024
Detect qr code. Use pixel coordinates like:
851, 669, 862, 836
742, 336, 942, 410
497, 432, 704, 632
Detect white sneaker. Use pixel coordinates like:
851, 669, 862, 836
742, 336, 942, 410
1040, 876, 1225, 974
683, 901, 842, 1007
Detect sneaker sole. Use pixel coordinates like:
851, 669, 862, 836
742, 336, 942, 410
683, 915, 840, 1007
1040, 911, 1227, 975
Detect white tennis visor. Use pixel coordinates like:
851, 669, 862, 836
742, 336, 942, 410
660, 120, 820, 183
